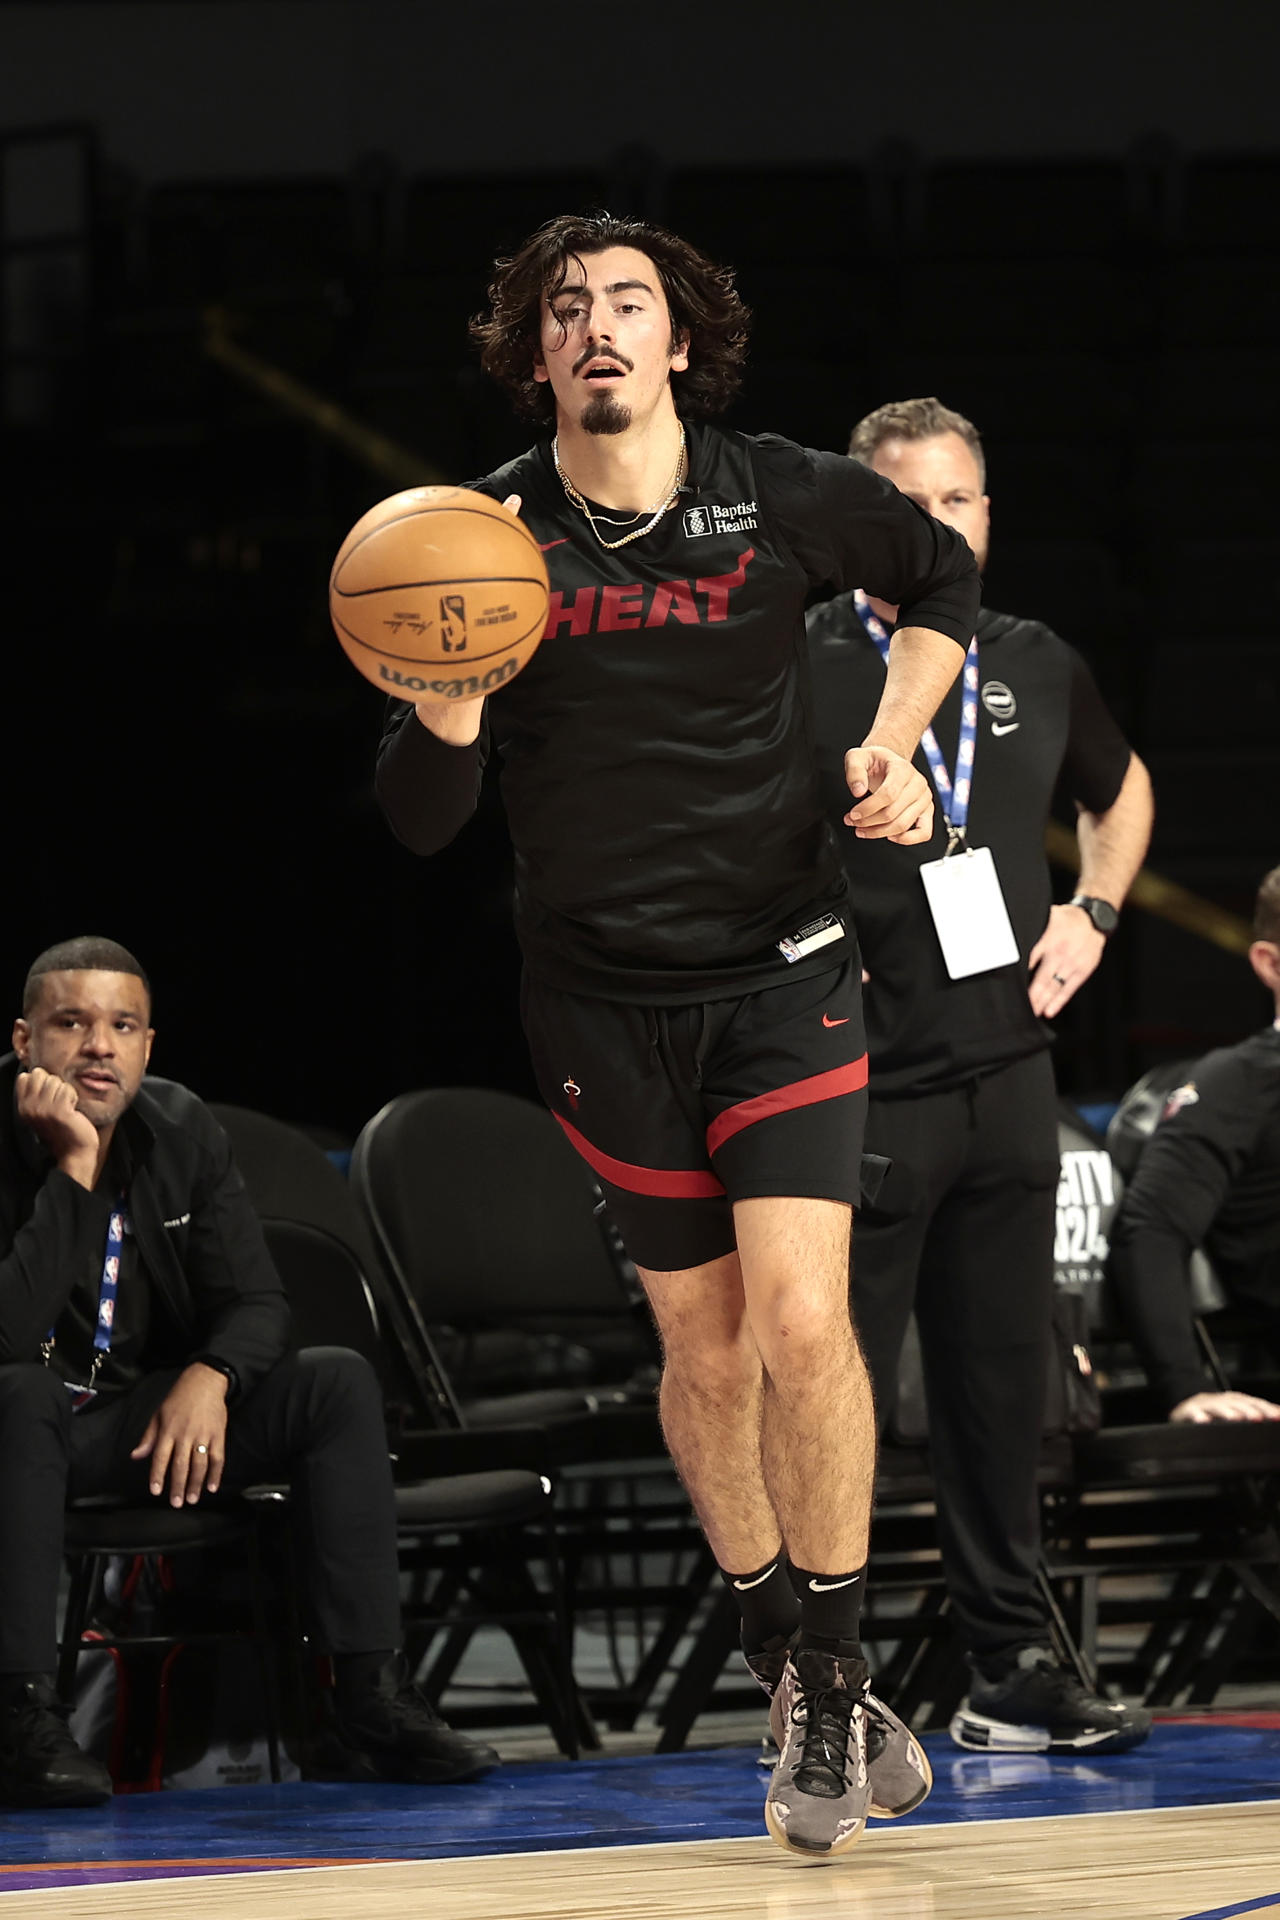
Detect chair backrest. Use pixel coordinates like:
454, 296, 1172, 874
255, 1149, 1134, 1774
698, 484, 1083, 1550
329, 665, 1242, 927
1104, 1060, 1197, 1180
209, 1103, 381, 1281
212, 1106, 441, 1418
351, 1086, 634, 1328
259, 1217, 385, 1377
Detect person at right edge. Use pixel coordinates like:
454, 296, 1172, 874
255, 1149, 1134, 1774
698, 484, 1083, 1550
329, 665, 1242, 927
1110, 863, 1280, 1423
807, 397, 1156, 1754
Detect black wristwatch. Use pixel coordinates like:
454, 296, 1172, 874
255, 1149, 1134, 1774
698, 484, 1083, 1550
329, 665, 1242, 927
1069, 893, 1119, 937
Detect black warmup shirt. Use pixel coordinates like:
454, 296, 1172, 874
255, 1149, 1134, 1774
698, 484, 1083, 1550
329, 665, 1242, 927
377, 425, 978, 1004
1110, 1028, 1280, 1409
805, 601, 1132, 1093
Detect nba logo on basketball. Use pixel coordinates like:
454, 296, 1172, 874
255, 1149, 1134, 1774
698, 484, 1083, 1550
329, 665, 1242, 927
440, 593, 468, 652
683, 507, 711, 538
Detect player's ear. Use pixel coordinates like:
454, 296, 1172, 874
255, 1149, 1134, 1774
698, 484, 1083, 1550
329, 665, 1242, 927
532, 350, 549, 385
670, 328, 690, 373
1248, 941, 1280, 996
11, 1017, 30, 1063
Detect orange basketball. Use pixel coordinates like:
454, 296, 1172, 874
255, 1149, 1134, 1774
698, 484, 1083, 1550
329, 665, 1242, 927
329, 486, 549, 702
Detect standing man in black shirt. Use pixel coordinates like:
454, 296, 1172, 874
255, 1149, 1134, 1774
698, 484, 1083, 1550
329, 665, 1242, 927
1111, 864, 1280, 1420
377, 215, 979, 1857
808, 397, 1155, 1755
0, 936, 499, 1806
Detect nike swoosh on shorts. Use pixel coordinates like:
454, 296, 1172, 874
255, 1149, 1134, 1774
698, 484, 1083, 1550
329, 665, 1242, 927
822, 1014, 850, 1027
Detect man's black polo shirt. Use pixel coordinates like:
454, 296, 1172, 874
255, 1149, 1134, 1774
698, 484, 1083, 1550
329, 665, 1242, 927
806, 601, 1132, 1095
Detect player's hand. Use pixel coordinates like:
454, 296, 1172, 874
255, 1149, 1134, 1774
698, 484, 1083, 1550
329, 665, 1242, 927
1170, 1390, 1280, 1424
131, 1363, 230, 1506
1028, 903, 1107, 1019
414, 495, 525, 745
15, 1068, 99, 1187
844, 745, 934, 846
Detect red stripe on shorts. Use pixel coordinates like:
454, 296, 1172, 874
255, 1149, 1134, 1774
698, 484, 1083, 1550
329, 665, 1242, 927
554, 1114, 726, 1199
705, 1055, 870, 1158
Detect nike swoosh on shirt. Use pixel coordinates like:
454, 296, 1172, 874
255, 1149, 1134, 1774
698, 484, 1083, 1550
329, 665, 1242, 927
822, 1014, 850, 1027
808, 1574, 862, 1592
538, 538, 570, 552
991, 721, 1020, 736
733, 1564, 778, 1591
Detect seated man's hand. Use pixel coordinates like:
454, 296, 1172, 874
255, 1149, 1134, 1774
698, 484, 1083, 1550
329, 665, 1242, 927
130, 1362, 230, 1506
15, 1067, 99, 1187
1169, 1390, 1280, 1424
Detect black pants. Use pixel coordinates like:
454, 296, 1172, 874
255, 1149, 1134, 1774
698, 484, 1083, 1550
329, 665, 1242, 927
853, 1051, 1060, 1665
0, 1347, 402, 1675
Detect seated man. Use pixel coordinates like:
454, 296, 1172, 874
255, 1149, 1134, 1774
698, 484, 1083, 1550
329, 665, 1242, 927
0, 935, 497, 1806
1110, 865, 1280, 1422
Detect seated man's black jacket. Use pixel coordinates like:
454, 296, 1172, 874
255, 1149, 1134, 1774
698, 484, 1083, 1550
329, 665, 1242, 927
0, 1052, 291, 1398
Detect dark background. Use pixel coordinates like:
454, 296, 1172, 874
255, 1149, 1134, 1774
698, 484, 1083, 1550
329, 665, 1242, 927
4, 1, 1277, 1136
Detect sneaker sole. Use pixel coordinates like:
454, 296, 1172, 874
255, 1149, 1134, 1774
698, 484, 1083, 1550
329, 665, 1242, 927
764, 1795, 866, 1860
948, 1708, 1151, 1756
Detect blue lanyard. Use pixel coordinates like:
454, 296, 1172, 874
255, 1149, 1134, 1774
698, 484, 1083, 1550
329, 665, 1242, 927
853, 591, 979, 844
43, 1195, 127, 1396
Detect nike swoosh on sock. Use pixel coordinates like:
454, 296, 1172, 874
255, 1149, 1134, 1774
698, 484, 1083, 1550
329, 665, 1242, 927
808, 1574, 862, 1592
734, 1564, 779, 1591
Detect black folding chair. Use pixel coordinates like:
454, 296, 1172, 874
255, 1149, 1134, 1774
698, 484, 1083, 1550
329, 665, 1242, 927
350, 1089, 705, 1731
261, 1217, 591, 1756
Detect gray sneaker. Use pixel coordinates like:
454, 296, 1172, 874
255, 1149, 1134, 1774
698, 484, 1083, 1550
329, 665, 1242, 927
764, 1647, 931, 1819
764, 1647, 871, 1858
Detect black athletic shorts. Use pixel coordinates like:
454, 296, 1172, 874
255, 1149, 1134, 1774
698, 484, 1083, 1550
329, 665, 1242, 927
521, 961, 868, 1273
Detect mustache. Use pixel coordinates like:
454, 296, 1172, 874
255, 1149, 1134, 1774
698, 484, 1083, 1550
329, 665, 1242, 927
573, 347, 632, 376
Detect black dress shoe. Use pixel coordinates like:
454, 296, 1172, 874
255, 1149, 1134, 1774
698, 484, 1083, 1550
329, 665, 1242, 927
0, 1678, 113, 1807
332, 1655, 499, 1785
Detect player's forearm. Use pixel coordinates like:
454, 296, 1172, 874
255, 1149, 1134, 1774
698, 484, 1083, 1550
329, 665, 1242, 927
863, 626, 966, 762
1108, 1222, 1208, 1412
1076, 752, 1154, 906
375, 704, 484, 855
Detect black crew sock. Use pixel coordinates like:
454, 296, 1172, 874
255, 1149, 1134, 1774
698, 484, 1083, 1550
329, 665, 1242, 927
718, 1557, 799, 1654
789, 1561, 867, 1657
332, 1649, 397, 1714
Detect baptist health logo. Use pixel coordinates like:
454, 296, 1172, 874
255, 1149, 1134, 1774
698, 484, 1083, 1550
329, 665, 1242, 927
684, 499, 759, 538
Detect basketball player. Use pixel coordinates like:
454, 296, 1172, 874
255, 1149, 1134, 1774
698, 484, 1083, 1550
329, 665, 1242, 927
808, 398, 1154, 1754
376, 215, 979, 1857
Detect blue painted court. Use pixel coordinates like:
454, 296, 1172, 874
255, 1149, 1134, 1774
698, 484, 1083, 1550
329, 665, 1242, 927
1, 1718, 1278, 1896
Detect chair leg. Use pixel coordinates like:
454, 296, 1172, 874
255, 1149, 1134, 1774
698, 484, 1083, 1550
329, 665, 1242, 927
654, 1585, 740, 1754
56, 1556, 98, 1706
246, 1525, 282, 1784
539, 1509, 600, 1755
1035, 1563, 1095, 1691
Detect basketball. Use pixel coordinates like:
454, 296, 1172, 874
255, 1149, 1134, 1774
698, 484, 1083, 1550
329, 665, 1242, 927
329, 486, 549, 702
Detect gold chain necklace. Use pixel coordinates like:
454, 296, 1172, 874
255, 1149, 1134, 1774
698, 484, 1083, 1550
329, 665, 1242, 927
552, 425, 687, 551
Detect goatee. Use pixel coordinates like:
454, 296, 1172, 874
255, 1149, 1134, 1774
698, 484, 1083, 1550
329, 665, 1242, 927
581, 392, 631, 436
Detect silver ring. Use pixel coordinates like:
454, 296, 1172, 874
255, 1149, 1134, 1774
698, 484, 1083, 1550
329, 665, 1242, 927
1052, 972, 1067, 985
195, 1444, 209, 1455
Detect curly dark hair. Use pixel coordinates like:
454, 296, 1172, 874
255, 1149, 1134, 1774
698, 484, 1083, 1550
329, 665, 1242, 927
470, 211, 750, 425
